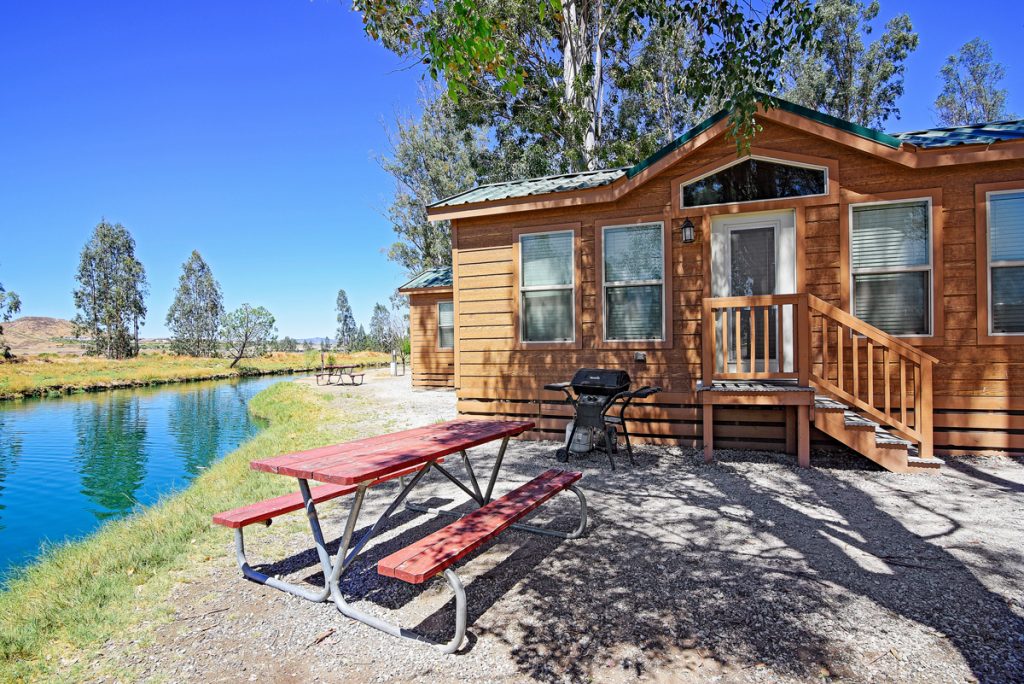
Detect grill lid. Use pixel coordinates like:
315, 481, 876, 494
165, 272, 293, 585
570, 368, 631, 396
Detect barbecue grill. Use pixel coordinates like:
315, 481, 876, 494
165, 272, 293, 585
544, 368, 661, 469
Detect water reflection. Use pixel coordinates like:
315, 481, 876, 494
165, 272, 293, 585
74, 395, 148, 520
0, 414, 22, 533
0, 374, 293, 580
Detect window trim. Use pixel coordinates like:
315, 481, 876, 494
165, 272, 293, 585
511, 222, 582, 350
680, 154, 830, 209
436, 300, 454, 350
600, 221, 667, 343
847, 196, 935, 338
980, 185, 1024, 340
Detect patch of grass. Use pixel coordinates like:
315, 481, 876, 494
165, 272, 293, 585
0, 351, 389, 400
0, 382, 372, 682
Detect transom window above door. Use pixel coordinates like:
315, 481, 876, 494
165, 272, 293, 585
681, 156, 828, 208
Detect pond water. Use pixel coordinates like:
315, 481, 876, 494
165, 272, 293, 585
0, 374, 298, 581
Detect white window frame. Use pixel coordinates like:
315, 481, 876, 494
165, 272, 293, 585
437, 300, 454, 349
519, 229, 575, 343
680, 155, 830, 209
601, 222, 666, 342
848, 197, 934, 337
986, 188, 1024, 336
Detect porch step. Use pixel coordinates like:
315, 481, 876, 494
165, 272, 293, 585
812, 395, 940, 474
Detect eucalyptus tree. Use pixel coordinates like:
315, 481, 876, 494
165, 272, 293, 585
356, 0, 816, 171
777, 0, 918, 128
0, 270, 21, 359
335, 289, 358, 350
166, 250, 224, 357
220, 304, 276, 368
72, 220, 149, 359
369, 302, 407, 354
935, 38, 1016, 126
379, 92, 486, 274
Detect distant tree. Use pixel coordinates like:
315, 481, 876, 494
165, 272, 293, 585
277, 336, 298, 352
369, 301, 409, 359
349, 324, 371, 351
220, 304, 276, 368
935, 38, 1016, 126
72, 220, 149, 359
778, 0, 918, 128
380, 92, 485, 275
0, 269, 21, 359
166, 250, 224, 357
335, 289, 358, 350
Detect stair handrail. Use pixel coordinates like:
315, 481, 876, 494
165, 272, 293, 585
805, 294, 936, 459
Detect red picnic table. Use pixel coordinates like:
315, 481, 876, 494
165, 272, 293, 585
213, 419, 587, 653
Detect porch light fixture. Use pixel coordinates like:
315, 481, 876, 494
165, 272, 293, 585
680, 217, 696, 244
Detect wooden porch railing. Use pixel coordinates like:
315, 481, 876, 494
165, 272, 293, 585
701, 293, 937, 459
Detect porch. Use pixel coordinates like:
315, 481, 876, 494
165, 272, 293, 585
699, 293, 940, 473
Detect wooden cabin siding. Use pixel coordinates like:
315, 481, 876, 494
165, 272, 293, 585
409, 291, 455, 388
450, 119, 1024, 456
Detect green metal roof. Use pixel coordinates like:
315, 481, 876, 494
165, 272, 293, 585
892, 119, 1024, 148
430, 98, 1024, 211
398, 266, 453, 291
430, 167, 628, 208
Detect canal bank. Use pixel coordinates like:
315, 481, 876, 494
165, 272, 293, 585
0, 351, 388, 401
0, 377, 373, 681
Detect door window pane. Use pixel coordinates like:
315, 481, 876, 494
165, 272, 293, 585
851, 200, 932, 336
603, 223, 664, 341
853, 272, 929, 335
520, 231, 574, 342
728, 227, 777, 369
437, 301, 454, 349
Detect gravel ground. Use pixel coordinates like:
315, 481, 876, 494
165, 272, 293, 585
91, 371, 1024, 683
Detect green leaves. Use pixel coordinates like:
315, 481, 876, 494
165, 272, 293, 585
935, 38, 1015, 126
220, 304, 277, 368
166, 251, 224, 358
72, 221, 149, 359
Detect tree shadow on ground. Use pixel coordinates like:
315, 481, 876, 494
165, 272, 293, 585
491, 441, 1024, 683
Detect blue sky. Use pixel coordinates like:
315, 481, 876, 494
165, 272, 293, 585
1, 0, 1021, 338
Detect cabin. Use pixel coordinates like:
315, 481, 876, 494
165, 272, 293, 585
399, 266, 456, 388
409, 99, 1024, 472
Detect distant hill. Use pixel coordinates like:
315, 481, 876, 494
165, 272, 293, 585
3, 317, 83, 355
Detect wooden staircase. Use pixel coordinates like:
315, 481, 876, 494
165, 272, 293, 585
813, 395, 942, 474
701, 293, 942, 473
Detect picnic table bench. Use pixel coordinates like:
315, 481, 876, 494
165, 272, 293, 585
212, 419, 586, 653
315, 365, 365, 386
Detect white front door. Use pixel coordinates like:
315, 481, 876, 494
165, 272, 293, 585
711, 211, 797, 372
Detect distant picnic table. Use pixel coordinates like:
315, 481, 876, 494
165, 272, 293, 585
315, 364, 364, 386
212, 419, 587, 653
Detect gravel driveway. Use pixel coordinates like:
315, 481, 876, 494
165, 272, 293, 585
93, 372, 1024, 683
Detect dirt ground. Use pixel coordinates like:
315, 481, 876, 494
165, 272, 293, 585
91, 371, 1024, 683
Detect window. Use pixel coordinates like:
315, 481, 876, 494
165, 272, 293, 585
520, 231, 574, 342
682, 157, 827, 208
437, 301, 454, 349
850, 200, 932, 336
988, 190, 1024, 334
603, 223, 664, 341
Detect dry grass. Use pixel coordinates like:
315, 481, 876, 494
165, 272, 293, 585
0, 351, 389, 400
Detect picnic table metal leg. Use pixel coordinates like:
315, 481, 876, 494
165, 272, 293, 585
322, 463, 468, 653
482, 436, 509, 504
